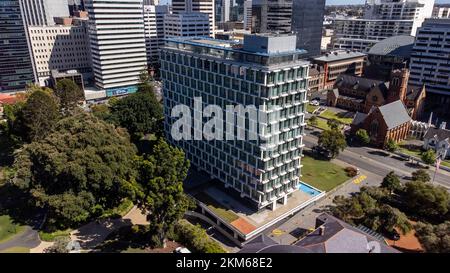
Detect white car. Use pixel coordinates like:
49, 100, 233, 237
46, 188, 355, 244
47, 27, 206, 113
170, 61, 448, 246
174, 247, 191, 253
310, 100, 320, 106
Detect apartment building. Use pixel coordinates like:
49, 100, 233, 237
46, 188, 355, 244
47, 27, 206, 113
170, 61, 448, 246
84, 0, 147, 97
144, 5, 169, 70
243, 0, 252, 30
332, 0, 435, 52
432, 4, 450, 18
164, 12, 211, 38
172, 0, 215, 35
28, 22, 92, 86
251, 0, 292, 34
160, 34, 310, 211
409, 18, 450, 116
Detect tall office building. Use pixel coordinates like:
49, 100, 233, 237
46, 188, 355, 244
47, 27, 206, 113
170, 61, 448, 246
243, 0, 251, 30
19, 0, 70, 26
333, 0, 435, 52
172, 0, 215, 35
28, 22, 92, 86
160, 34, 309, 210
291, 0, 325, 57
164, 12, 210, 37
409, 18, 450, 116
85, 0, 147, 97
0, 0, 36, 92
144, 5, 169, 69
251, 0, 292, 34
215, 0, 230, 23
433, 4, 450, 18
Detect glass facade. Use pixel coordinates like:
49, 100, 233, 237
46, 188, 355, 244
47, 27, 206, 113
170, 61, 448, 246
0, 0, 35, 92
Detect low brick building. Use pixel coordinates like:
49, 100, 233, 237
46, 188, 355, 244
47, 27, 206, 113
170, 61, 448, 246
328, 68, 426, 119
351, 100, 412, 147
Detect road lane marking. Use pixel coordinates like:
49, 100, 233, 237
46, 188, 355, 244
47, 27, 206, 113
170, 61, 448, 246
272, 229, 284, 236
353, 175, 367, 184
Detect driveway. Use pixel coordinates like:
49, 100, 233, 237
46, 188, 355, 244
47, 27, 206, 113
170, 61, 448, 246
0, 226, 40, 252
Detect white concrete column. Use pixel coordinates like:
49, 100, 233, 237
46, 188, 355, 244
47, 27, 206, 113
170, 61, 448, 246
283, 195, 287, 205
272, 200, 277, 211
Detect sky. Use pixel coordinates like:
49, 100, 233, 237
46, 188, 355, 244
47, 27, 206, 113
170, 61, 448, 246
326, 0, 450, 5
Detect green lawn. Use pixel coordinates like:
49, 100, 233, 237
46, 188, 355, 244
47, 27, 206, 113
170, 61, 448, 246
319, 110, 354, 125
306, 104, 318, 114
301, 156, 350, 192
442, 160, 450, 168
0, 247, 30, 253
101, 199, 134, 219
194, 192, 239, 223
38, 229, 72, 242
0, 215, 26, 243
398, 143, 423, 158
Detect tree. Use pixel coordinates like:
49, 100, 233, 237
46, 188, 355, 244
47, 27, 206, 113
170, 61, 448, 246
13, 113, 137, 228
44, 236, 70, 253
381, 171, 402, 194
355, 129, 370, 145
91, 104, 112, 121
318, 129, 347, 159
110, 91, 163, 140
309, 116, 318, 126
363, 204, 412, 235
174, 220, 226, 253
403, 181, 450, 221
385, 139, 398, 152
421, 149, 436, 165
54, 79, 84, 114
415, 221, 450, 253
411, 169, 431, 183
21, 90, 60, 142
327, 118, 341, 130
131, 139, 193, 248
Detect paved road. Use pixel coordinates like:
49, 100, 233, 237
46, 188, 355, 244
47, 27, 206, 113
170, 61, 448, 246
303, 133, 450, 189
0, 226, 40, 252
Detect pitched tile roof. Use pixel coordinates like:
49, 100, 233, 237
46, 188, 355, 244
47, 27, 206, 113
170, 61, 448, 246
378, 100, 411, 129
424, 127, 450, 142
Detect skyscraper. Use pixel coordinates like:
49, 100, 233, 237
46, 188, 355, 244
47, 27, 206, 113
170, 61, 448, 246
409, 18, 450, 116
144, 4, 169, 70
0, 0, 36, 92
19, 0, 70, 26
251, 0, 292, 34
291, 0, 325, 57
172, 0, 215, 35
333, 0, 435, 52
85, 0, 147, 97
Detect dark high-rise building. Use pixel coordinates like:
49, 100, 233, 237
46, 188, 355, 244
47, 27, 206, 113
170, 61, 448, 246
251, 0, 325, 57
0, 0, 36, 92
251, 0, 292, 34
291, 0, 325, 57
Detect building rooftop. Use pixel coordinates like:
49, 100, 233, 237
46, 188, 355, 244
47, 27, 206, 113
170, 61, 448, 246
376, 100, 412, 130
368, 35, 415, 58
424, 127, 450, 142
294, 213, 399, 253
313, 50, 366, 63
334, 74, 389, 97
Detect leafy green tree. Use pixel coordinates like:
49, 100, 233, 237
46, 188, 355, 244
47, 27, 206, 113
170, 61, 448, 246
421, 149, 436, 165
174, 220, 226, 253
110, 91, 163, 140
309, 115, 318, 126
44, 236, 70, 253
91, 104, 112, 121
385, 139, 398, 152
13, 113, 137, 228
415, 221, 450, 253
381, 171, 402, 194
130, 139, 193, 248
355, 129, 370, 145
411, 169, 431, 183
318, 128, 347, 159
403, 181, 450, 221
21, 90, 60, 142
327, 118, 341, 130
54, 79, 84, 114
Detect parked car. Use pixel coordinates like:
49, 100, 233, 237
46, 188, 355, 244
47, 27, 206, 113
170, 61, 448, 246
174, 247, 191, 253
310, 100, 320, 106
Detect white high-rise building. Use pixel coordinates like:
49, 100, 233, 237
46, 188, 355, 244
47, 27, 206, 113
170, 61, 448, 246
332, 0, 435, 52
433, 4, 450, 18
28, 23, 92, 86
164, 12, 210, 38
243, 0, 252, 30
19, 0, 70, 26
85, 0, 147, 97
172, 0, 215, 35
144, 5, 169, 69
409, 18, 450, 115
